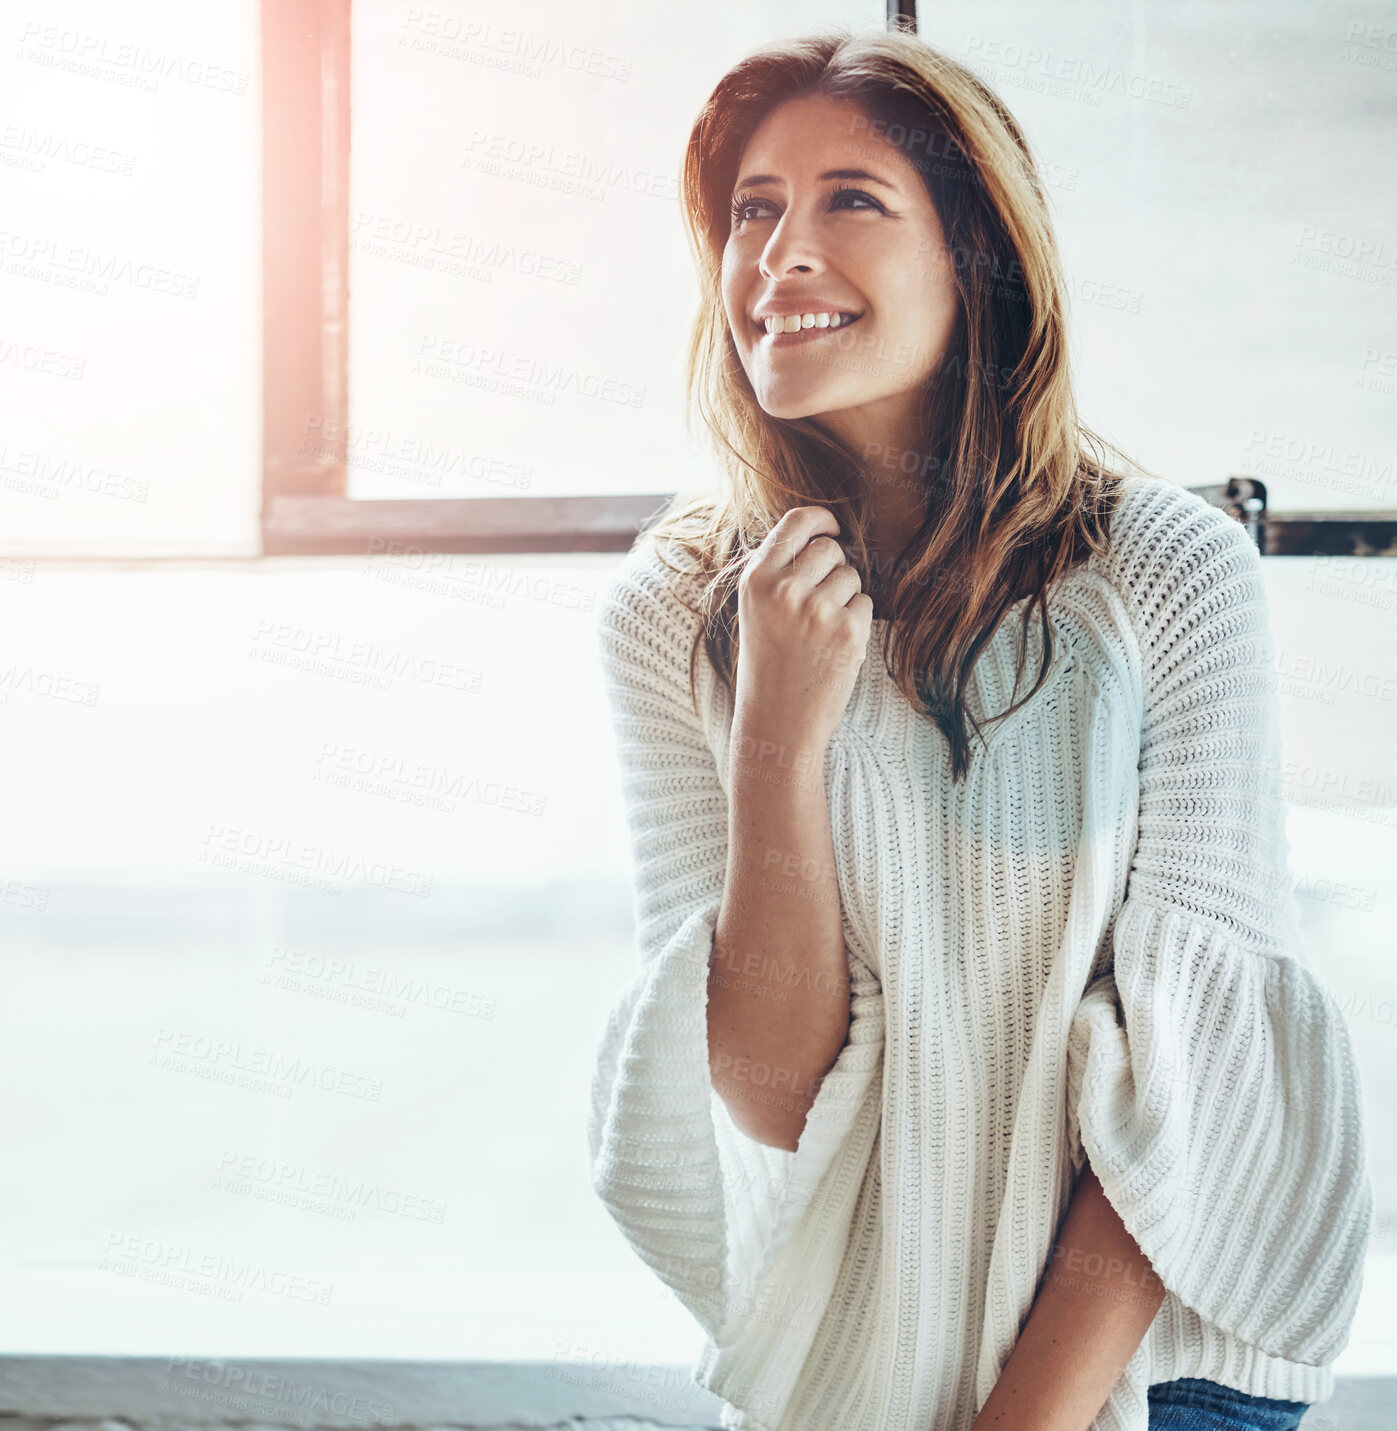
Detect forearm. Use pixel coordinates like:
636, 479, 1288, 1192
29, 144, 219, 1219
969, 1162, 1166, 1431
709, 714, 850, 1151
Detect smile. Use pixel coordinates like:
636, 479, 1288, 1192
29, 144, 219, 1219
758, 311, 865, 345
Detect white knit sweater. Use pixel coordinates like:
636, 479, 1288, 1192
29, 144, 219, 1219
586, 473, 1373, 1431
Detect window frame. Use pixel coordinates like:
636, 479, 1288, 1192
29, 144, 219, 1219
259, 0, 668, 557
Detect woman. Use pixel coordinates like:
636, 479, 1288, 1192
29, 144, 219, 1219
586, 27, 1371, 1431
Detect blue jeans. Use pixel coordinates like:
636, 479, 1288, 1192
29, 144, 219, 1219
1147, 1376, 1310, 1429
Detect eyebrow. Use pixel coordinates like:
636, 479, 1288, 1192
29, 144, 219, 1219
732, 167, 898, 194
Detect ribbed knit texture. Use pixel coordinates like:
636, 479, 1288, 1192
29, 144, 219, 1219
585, 474, 1373, 1431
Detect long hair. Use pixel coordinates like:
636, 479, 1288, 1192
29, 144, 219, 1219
646, 25, 1152, 782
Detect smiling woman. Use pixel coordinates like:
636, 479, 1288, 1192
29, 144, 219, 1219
663, 28, 1117, 762
586, 23, 1373, 1431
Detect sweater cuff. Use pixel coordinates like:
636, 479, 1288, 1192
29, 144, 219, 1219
710, 945, 887, 1338
1065, 898, 1373, 1368
697, 944, 885, 1427
589, 890, 887, 1431
588, 897, 731, 1339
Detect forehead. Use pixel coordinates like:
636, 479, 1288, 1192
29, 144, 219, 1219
736, 93, 913, 181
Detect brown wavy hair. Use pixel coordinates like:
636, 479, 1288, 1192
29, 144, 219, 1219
644, 25, 1151, 782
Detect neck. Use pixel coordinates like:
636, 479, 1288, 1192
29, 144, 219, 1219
860, 458, 933, 621
807, 403, 944, 619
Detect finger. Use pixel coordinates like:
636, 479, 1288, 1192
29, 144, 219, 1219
759, 506, 841, 574
790, 533, 849, 588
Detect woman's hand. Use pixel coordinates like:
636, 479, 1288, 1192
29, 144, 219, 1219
733, 505, 874, 755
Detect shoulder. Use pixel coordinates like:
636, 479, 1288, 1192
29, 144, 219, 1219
1088, 473, 1269, 661
595, 529, 719, 720
598, 531, 710, 651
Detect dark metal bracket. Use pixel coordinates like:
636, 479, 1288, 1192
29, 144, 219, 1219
1187, 478, 1397, 557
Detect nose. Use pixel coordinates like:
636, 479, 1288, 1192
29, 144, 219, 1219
758, 203, 823, 281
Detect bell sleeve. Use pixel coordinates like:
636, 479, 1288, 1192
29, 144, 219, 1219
1065, 498, 1374, 1368
585, 537, 885, 1418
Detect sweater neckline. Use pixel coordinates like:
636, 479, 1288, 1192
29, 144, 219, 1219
868, 585, 1042, 628
841, 587, 1071, 757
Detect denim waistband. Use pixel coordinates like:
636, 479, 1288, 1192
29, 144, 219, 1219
1147, 1375, 1310, 1427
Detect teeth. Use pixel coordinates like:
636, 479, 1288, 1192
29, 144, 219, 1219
763, 311, 856, 334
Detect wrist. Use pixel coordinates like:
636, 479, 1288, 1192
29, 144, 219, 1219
729, 716, 828, 794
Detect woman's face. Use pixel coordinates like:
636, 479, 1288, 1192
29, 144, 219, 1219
721, 93, 959, 456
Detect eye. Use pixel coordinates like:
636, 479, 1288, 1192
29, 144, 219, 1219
730, 192, 768, 226
829, 183, 884, 212
729, 184, 885, 229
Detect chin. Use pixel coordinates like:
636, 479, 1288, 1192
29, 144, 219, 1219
752, 384, 834, 422
756, 398, 816, 420
759, 384, 874, 425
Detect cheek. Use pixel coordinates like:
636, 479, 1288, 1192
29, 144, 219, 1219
890, 248, 956, 325
921, 243, 959, 307
719, 256, 739, 321
721, 281, 752, 342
